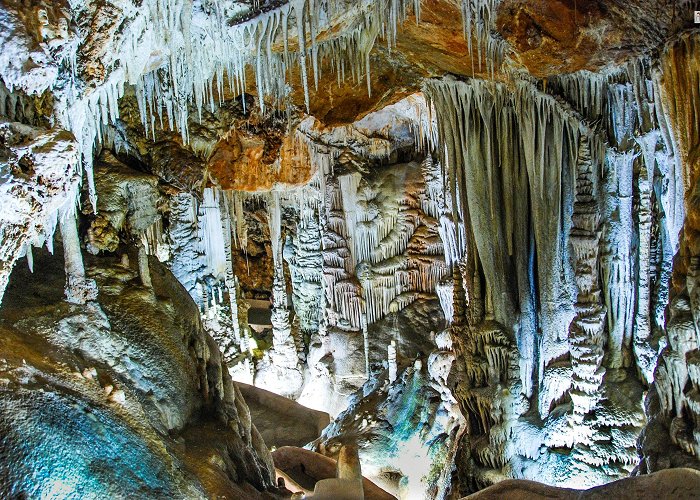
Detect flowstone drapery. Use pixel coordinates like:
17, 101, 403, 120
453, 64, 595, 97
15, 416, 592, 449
424, 61, 682, 490
640, 32, 700, 476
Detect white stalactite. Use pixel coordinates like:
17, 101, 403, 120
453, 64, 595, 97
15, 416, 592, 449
388, 340, 398, 383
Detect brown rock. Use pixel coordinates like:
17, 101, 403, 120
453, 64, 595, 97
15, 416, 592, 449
497, 0, 621, 76
496, 0, 697, 77
207, 127, 315, 191
236, 382, 330, 448
463, 468, 700, 499
272, 446, 396, 500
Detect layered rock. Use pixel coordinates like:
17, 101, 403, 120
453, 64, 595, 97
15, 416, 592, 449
272, 446, 396, 500
0, 244, 277, 497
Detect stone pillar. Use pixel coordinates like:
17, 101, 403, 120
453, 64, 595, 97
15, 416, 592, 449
60, 212, 97, 304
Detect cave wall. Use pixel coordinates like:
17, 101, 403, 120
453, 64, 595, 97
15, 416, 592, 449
97, 97, 452, 417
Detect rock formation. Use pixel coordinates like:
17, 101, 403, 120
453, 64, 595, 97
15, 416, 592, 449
1, 0, 700, 499
0, 245, 276, 497
464, 467, 700, 499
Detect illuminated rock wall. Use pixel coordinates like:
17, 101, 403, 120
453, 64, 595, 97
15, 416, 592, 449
640, 32, 700, 475
424, 61, 682, 491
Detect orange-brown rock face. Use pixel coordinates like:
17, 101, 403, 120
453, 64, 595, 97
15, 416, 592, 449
659, 34, 700, 201
658, 34, 700, 294
207, 128, 315, 192
282, 0, 479, 127
496, 0, 697, 77
232, 209, 275, 297
497, 0, 621, 76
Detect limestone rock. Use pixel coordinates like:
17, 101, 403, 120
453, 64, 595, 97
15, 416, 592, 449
0, 122, 80, 305
0, 245, 277, 497
463, 467, 700, 499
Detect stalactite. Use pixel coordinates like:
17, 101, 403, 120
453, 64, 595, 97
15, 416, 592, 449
138, 243, 152, 288
388, 340, 398, 382
425, 61, 676, 487
199, 188, 228, 281
361, 310, 370, 378
142, 219, 169, 262
339, 173, 362, 273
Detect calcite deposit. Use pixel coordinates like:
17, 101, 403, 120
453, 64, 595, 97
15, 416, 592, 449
1, 0, 700, 499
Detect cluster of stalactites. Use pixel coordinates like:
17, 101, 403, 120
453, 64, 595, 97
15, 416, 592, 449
424, 76, 581, 348
460, 0, 507, 77
1, 0, 515, 232
331, 161, 451, 328
167, 187, 260, 355
134, 0, 424, 144
0, 0, 425, 227
0, 122, 99, 307
422, 57, 682, 485
644, 32, 700, 468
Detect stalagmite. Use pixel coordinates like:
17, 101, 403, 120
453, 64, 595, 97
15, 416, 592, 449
601, 150, 636, 370
269, 191, 292, 349
254, 191, 303, 398
567, 135, 606, 422
219, 191, 243, 347
60, 211, 97, 304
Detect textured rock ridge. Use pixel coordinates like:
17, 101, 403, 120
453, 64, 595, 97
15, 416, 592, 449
463, 467, 700, 499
